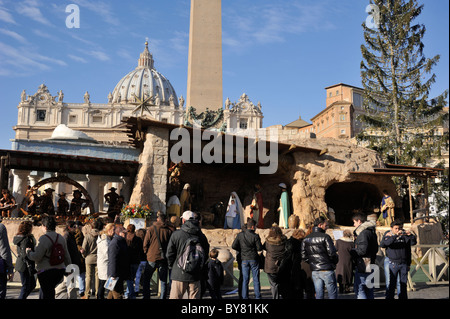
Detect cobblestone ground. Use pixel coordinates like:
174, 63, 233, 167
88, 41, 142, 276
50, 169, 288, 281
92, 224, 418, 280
5, 280, 449, 300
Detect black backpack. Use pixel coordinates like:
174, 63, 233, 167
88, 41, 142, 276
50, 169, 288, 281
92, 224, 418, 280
177, 236, 205, 274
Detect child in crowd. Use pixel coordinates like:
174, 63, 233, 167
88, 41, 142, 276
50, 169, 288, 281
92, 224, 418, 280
206, 248, 224, 299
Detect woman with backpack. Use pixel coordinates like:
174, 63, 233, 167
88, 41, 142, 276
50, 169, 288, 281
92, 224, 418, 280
26, 215, 71, 299
13, 221, 36, 299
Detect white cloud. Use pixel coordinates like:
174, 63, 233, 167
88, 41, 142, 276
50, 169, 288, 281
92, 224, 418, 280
15, 0, 52, 26
0, 6, 16, 24
223, 1, 336, 48
116, 48, 134, 62
68, 54, 87, 63
71, 0, 119, 26
32, 29, 59, 41
169, 31, 188, 54
88, 50, 110, 61
0, 41, 49, 72
0, 41, 67, 76
76, 48, 110, 62
0, 28, 26, 43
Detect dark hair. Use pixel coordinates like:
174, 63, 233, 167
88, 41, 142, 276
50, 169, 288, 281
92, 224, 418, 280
247, 218, 256, 229
313, 216, 327, 227
390, 219, 403, 228
210, 248, 219, 259
268, 224, 282, 239
291, 229, 306, 240
352, 213, 367, 223
42, 215, 57, 231
157, 211, 167, 221
94, 219, 104, 231
17, 221, 33, 236
127, 224, 136, 233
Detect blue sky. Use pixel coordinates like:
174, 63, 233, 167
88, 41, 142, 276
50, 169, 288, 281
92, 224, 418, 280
0, 0, 448, 150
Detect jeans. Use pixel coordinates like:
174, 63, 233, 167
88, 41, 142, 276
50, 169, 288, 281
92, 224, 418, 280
19, 270, 36, 299
126, 263, 140, 299
387, 262, 408, 299
384, 257, 400, 296
142, 260, 169, 299
354, 271, 374, 299
311, 270, 338, 299
78, 272, 85, 296
241, 260, 261, 299
134, 261, 147, 292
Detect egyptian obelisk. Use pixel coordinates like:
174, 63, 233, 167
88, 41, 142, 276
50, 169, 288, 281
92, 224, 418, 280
186, 0, 223, 112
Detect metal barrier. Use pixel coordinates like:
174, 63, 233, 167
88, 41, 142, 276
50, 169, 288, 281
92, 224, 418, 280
408, 244, 449, 291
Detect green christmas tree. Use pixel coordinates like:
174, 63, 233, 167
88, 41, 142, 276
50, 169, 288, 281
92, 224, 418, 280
357, 0, 448, 167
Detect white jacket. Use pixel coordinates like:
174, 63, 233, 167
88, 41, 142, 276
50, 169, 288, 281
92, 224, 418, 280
96, 234, 111, 281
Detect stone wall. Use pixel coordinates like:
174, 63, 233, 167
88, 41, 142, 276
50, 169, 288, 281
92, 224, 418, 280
129, 126, 169, 213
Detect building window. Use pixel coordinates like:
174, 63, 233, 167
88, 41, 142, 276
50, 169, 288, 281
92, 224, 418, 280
92, 115, 103, 123
239, 120, 248, 129
69, 115, 77, 124
340, 114, 346, 121
329, 92, 332, 97
161, 118, 168, 123
36, 110, 46, 121
340, 129, 346, 134
336, 90, 339, 96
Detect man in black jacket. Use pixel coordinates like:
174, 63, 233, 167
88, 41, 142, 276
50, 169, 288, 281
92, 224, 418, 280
232, 218, 263, 299
381, 220, 416, 299
352, 213, 378, 299
166, 210, 209, 299
301, 216, 338, 299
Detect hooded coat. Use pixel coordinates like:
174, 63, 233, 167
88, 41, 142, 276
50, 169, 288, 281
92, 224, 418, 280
263, 235, 287, 274
352, 220, 378, 273
13, 234, 36, 273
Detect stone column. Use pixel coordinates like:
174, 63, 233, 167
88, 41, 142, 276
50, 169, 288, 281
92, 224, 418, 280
28, 174, 42, 188
86, 175, 101, 213
11, 169, 31, 216
98, 181, 107, 212
129, 126, 169, 213
120, 176, 133, 204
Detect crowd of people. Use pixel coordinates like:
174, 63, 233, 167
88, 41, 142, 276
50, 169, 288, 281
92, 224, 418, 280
1, 204, 418, 300
231, 214, 417, 300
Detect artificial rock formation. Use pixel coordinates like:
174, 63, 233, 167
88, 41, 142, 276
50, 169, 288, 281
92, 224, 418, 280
283, 137, 397, 225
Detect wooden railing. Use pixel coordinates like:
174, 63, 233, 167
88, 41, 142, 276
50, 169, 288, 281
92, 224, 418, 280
408, 244, 449, 290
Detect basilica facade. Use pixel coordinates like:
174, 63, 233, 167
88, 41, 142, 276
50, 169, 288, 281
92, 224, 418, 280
8, 41, 264, 215
14, 41, 263, 147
